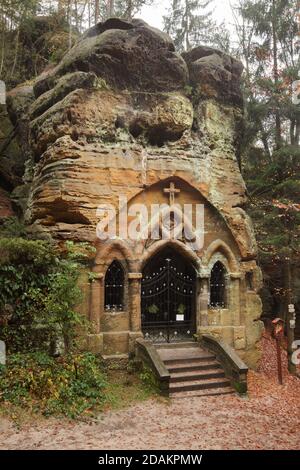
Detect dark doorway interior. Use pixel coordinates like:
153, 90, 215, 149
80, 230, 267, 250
141, 247, 196, 343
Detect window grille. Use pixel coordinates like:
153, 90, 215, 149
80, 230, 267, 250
104, 260, 124, 311
210, 261, 226, 308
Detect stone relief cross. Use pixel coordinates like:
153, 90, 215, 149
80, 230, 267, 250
164, 182, 180, 206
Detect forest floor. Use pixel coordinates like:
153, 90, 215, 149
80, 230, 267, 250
0, 331, 299, 450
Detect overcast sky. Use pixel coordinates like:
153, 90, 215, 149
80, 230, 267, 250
140, 0, 236, 31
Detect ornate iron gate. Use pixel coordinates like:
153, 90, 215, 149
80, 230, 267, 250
141, 257, 196, 343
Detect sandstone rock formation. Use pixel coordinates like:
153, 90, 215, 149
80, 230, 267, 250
2, 18, 263, 367
182, 46, 244, 107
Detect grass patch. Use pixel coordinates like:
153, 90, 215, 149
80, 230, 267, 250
103, 369, 158, 411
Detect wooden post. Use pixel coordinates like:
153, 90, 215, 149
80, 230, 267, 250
286, 258, 296, 374
272, 318, 284, 385
276, 335, 283, 385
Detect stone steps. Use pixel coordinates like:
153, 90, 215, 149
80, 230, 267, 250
155, 341, 198, 349
170, 387, 235, 399
170, 370, 226, 383
156, 343, 235, 398
167, 360, 222, 373
169, 376, 232, 393
160, 347, 216, 363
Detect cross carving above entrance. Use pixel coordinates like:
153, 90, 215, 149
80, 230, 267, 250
163, 182, 180, 205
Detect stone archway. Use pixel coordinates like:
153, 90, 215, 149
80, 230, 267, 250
141, 246, 197, 343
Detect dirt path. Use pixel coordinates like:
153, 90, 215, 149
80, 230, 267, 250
0, 335, 299, 450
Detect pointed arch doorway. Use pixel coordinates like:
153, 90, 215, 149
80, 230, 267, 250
141, 247, 197, 343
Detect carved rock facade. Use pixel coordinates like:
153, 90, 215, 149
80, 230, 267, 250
6, 19, 263, 368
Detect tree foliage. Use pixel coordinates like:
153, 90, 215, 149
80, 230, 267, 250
0, 237, 93, 353
163, 0, 230, 52
234, 0, 300, 318
0, 1, 154, 89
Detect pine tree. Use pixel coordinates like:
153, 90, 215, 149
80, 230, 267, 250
235, 0, 300, 366
102, 0, 152, 20
234, 0, 300, 151
163, 0, 218, 52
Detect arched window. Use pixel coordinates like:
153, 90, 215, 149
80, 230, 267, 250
209, 261, 227, 308
104, 260, 124, 311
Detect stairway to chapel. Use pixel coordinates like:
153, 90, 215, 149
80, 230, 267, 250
156, 343, 235, 398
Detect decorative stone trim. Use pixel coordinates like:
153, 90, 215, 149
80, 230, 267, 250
93, 273, 104, 280
89, 272, 104, 283
198, 272, 210, 279
103, 310, 127, 316
128, 273, 143, 280
202, 240, 239, 272
230, 273, 242, 279
198, 267, 210, 278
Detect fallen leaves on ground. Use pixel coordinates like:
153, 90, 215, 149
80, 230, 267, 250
0, 331, 299, 450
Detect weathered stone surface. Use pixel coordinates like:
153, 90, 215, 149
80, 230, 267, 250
6, 85, 35, 184
0, 105, 23, 190
182, 46, 244, 107
33, 18, 188, 98
1, 86, 35, 218
30, 71, 98, 120
6, 85, 35, 127
0, 187, 14, 219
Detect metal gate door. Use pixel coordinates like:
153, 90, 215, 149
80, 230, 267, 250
141, 257, 195, 343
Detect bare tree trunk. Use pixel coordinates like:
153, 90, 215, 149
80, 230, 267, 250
184, 0, 190, 51
68, 0, 73, 50
95, 0, 100, 24
127, 0, 133, 19
0, 4, 6, 76
290, 119, 295, 145
107, 0, 115, 18
284, 258, 296, 374
259, 122, 272, 162
58, 0, 66, 15
295, 118, 300, 147
74, 0, 79, 31
11, 24, 20, 78
272, 0, 282, 150
0, 21, 5, 77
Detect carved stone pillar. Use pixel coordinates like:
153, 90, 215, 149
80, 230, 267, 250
89, 273, 104, 334
197, 274, 209, 331
128, 273, 142, 332
199, 275, 209, 328
230, 273, 241, 326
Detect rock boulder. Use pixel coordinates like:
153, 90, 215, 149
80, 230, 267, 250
182, 46, 244, 107
34, 18, 188, 98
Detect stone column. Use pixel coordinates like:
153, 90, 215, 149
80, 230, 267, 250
87, 273, 104, 354
128, 273, 143, 354
89, 273, 104, 334
230, 273, 241, 326
128, 273, 143, 332
197, 274, 210, 331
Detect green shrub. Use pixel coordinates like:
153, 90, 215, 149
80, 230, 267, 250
0, 217, 27, 238
0, 352, 107, 418
139, 364, 160, 393
0, 238, 92, 353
